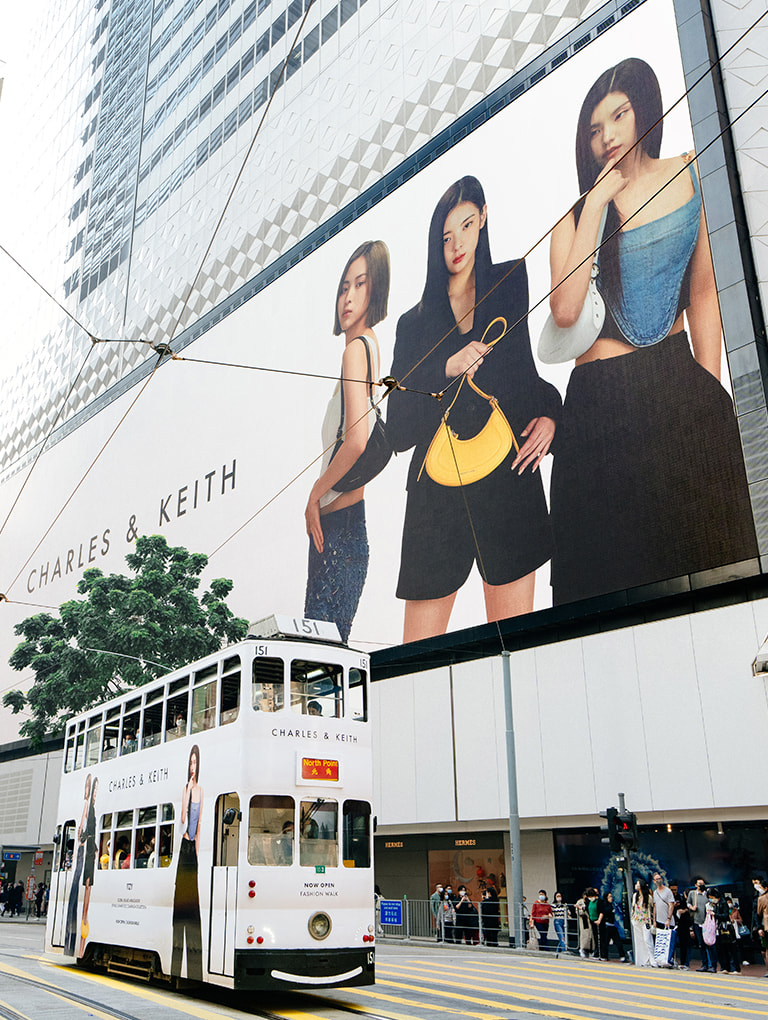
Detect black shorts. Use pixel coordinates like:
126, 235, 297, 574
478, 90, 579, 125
396, 445, 552, 600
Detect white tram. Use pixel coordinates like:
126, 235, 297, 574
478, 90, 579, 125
46, 616, 376, 990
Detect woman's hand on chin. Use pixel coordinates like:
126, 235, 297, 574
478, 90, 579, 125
512, 416, 555, 474
305, 492, 324, 554
445, 340, 488, 380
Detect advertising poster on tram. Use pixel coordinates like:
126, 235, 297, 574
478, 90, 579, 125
0, 0, 758, 681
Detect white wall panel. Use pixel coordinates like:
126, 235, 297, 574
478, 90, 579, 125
530, 640, 593, 818
690, 603, 768, 808
371, 674, 417, 824
582, 627, 653, 812
506, 647, 547, 819
632, 617, 709, 811
453, 657, 505, 822
411, 668, 457, 824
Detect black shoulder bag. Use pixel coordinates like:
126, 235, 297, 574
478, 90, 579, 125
330, 335, 394, 492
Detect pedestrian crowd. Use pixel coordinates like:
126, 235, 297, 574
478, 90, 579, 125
0, 878, 48, 919
425, 873, 768, 975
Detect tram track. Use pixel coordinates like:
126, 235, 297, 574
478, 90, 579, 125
0, 955, 394, 1020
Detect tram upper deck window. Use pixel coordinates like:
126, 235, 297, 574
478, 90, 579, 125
342, 800, 371, 868
191, 663, 217, 734
121, 698, 140, 755
64, 727, 76, 773
300, 799, 338, 868
103, 707, 120, 760
85, 714, 102, 766
348, 668, 367, 721
74, 721, 86, 770
248, 795, 295, 866
142, 688, 163, 749
220, 655, 240, 725
252, 657, 284, 712
165, 677, 189, 741
291, 661, 342, 719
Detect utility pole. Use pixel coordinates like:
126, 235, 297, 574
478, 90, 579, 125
502, 651, 524, 950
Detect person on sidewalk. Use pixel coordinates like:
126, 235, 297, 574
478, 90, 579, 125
530, 890, 554, 951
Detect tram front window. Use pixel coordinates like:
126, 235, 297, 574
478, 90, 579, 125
343, 800, 371, 868
291, 661, 343, 719
248, 795, 294, 866
348, 668, 367, 721
300, 799, 338, 868
252, 657, 284, 712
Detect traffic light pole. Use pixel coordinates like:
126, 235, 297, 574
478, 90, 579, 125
617, 793, 637, 964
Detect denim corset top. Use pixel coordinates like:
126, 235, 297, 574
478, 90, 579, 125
599, 162, 700, 347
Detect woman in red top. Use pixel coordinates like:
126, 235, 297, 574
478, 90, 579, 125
530, 889, 555, 950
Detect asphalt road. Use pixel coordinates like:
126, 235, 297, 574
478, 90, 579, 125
1, 919, 766, 1020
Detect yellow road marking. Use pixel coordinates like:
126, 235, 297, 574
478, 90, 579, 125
374, 975, 759, 1020
0, 997, 33, 1020
354, 983, 588, 1020
378, 959, 768, 1012
0, 959, 232, 1020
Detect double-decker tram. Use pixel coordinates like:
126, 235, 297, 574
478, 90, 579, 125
46, 616, 375, 990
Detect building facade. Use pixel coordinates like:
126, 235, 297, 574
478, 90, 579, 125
1, 0, 767, 922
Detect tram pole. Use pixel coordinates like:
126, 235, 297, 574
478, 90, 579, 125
502, 651, 524, 950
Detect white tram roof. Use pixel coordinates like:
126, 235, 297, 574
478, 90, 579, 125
64, 615, 360, 727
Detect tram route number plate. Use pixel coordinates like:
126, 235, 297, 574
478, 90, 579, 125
380, 900, 403, 926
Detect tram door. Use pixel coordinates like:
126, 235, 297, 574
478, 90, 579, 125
209, 793, 240, 976
49, 821, 75, 948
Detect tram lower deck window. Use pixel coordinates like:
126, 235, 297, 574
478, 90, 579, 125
300, 799, 338, 868
248, 795, 294, 865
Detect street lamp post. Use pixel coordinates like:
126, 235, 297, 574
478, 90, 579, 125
502, 650, 525, 950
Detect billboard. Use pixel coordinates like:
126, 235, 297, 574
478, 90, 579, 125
0, 0, 760, 697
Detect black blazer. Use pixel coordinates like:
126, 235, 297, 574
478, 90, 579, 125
386, 258, 561, 488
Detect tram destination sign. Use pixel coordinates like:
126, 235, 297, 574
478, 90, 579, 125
301, 757, 340, 782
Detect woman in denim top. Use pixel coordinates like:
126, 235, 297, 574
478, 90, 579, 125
547, 58, 756, 605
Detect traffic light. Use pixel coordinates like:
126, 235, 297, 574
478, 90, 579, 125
600, 806, 619, 852
616, 810, 639, 852
600, 807, 639, 853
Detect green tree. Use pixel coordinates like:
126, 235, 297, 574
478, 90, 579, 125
3, 535, 249, 748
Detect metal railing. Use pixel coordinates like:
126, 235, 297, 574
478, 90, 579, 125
377, 899, 629, 957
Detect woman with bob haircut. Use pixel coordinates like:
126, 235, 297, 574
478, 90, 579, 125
548, 58, 756, 605
304, 239, 390, 643
171, 744, 203, 980
387, 176, 561, 642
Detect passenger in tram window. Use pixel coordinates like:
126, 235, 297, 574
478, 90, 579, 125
78, 776, 98, 958
274, 821, 294, 866
113, 835, 130, 869
307, 700, 322, 717
171, 744, 203, 981
121, 730, 138, 755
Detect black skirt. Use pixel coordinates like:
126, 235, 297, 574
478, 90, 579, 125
550, 332, 757, 605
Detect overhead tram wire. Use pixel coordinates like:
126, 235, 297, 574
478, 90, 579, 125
394, 6, 767, 394
0, 1, 320, 602
206, 83, 767, 571
169, 5, 765, 403
165, 0, 319, 348
3, 9, 764, 603
1, 349, 167, 600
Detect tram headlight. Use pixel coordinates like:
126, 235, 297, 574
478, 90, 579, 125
308, 911, 332, 941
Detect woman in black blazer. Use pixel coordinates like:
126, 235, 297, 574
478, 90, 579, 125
386, 176, 561, 641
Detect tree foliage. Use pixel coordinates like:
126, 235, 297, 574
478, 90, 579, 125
4, 535, 249, 748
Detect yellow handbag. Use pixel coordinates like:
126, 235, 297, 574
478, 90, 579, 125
419, 317, 519, 487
